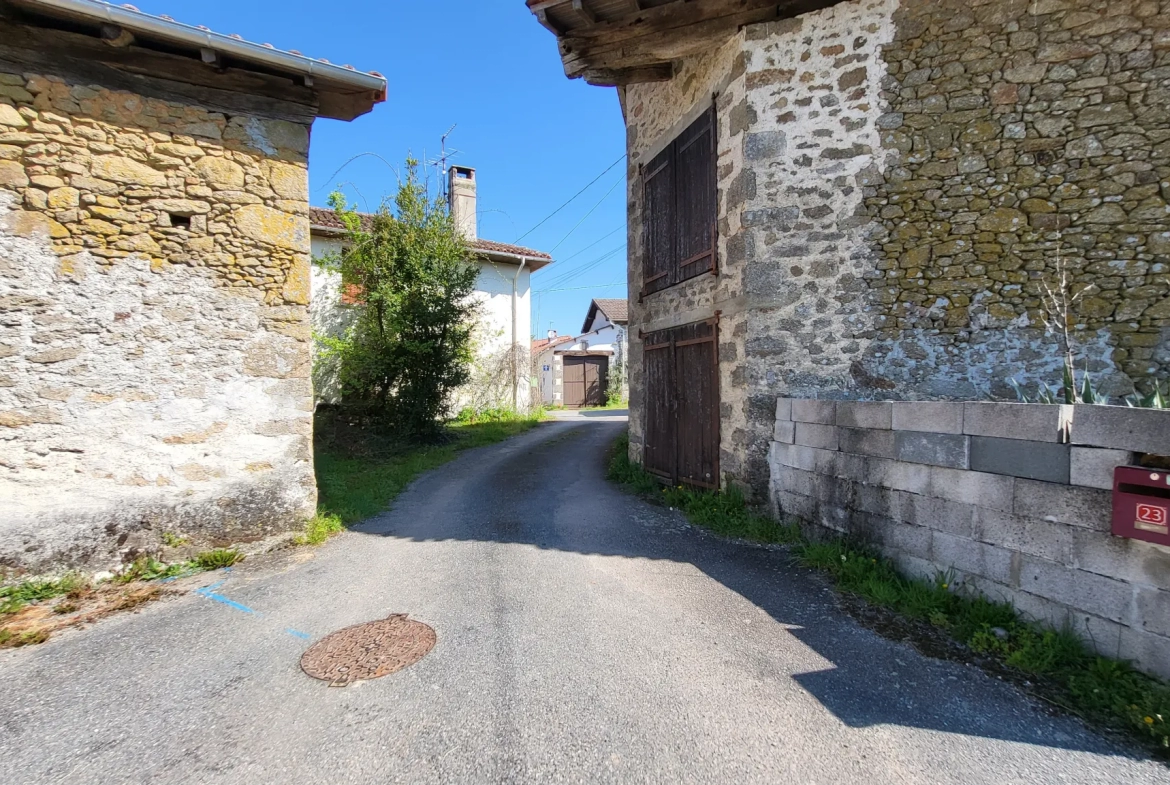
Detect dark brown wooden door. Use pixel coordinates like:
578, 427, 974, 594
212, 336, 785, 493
642, 318, 719, 488
563, 356, 608, 408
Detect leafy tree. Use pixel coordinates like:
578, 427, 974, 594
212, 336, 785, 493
316, 158, 479, 441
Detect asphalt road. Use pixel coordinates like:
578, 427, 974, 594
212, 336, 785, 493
1, 416, 1164, 784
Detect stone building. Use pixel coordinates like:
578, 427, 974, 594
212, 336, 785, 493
0, 1, 385, 571
530, 0, 1170, 497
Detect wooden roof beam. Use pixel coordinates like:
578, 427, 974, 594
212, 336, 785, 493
583, 62, 673, 86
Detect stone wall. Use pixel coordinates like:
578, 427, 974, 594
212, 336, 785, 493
862, 0, 1170, 398
622, 0, 1170, 499
769, 397, 1170, 679
0, 68, 316, 572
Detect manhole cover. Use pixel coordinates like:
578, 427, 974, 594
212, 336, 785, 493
300, 613, 436, 686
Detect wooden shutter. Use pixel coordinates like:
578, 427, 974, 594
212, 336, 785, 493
640, 104, 717, 299
674, 107, 717, 283
641, 145, 675, 298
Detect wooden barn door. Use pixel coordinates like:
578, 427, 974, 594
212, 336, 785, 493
583, 356, 608, 407
641, 317, 719, 488
563, 357, 586, 408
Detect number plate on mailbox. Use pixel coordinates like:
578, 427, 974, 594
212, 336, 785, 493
1113, 466, 1170, 546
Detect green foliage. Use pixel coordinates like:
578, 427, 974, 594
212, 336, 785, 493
454, 407, 536, 425
160, 531, 188, 548
115, 557, 197, 583
314, 413, 543, 526
194, 550, 244, 570
607, 432, 801, 544
1008, 372, 1168, 408
295, 513, 345, 546
316, 158, 480, 441
606, 359, 626, 407
0, 573, 88, 614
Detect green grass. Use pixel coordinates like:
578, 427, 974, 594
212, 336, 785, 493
311, 411, 544, 531
606, 431, 1170, 757
607, 432, 801, 545
0, 573, 89, 615
193, 549, 244, 570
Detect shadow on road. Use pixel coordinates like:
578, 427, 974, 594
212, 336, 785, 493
350, 418, 1145, 761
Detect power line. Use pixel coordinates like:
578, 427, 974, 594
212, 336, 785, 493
536, 223, 625, 272
514, 155, 625, 243
548, 172, 625, 254
535, 283, 626, 293
537, 243, 626, 291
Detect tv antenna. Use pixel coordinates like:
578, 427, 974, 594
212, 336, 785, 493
427, 124, 460, 199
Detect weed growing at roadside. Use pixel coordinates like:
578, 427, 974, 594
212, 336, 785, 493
160, 532, 188, 548
115, 557, 193, 584
606, 432, 801, 545
194, 549, 244, 570
295, 513, 345, 546
0, 573, 89, 615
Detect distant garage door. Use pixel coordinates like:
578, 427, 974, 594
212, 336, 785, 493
563, 355, 608, 408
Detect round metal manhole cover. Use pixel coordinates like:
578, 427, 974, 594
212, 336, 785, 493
300, 613, 436, 686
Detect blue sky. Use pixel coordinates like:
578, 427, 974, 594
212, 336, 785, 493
134, 0, 629, 340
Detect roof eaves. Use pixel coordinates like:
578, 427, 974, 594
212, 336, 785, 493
12, 0, 388, 118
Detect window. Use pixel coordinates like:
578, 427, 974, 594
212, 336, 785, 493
641, 105, 717, 298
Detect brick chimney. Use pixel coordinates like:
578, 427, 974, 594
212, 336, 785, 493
448, 165, 476, 240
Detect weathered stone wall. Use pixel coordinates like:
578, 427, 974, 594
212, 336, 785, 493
769, 397, 1170, 680
623, 0, 1170, 498
862, 0, 1170, 398
0, 69, 316, 572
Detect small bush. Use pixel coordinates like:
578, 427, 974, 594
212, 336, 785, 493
194, 549, 244, 570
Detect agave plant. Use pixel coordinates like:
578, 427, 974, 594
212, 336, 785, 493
1124, 381, 1168, 409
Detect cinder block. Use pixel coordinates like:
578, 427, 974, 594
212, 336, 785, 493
792, 399, 836, 424
1069, 446, 1136, 490
773, 420, 795, 444
1072, 405, 1170, 456
972, 508, 1073, 564
874, 519, 933, 561
1018, 557, 1131, 623
773, 489, 816, 522
1119, 626, 1170, 680
932, 532, 1016, 586
1071, 527, 1170, 586
896, 432, 970, 469
969, 436, 1070, 484
795, 422, 838, 450
893, 493, 976, 538
775, 398, 793, 422
775, 466, 817, 497
770, 442, 816, 472
891, 401, 964, 434
839, 427, 896, 458
836, 401, 892, 430
855, 483, 896, 518
1012, 479, 1111, 531
929, 466, 1014, 512
1133, 586, 1170, 638
963, 402, 1069, 443
814, 475, 856, 510
867, 458, 931, 495
829, 450, 869, 484
1068, 612, 1125, 660
1008, 588, 1072, 630
889, 553, 940, 583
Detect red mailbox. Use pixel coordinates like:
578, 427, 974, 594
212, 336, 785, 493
1113, 466, 1170, 546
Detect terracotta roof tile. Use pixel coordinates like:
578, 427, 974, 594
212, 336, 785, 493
310, 207, 552, 260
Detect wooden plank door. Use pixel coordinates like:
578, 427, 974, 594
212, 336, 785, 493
642, 318, 719, 487
583, 357, 608, 407
643, 331, 675, 480
563, 357, 586, 408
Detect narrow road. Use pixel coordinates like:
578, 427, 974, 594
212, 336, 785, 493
1, 417, 1163, 784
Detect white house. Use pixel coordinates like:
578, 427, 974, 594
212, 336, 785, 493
533, 298, 628, 408
310, 166, 553, 412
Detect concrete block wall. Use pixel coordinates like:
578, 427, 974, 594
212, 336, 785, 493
769, 398, 1170, 680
